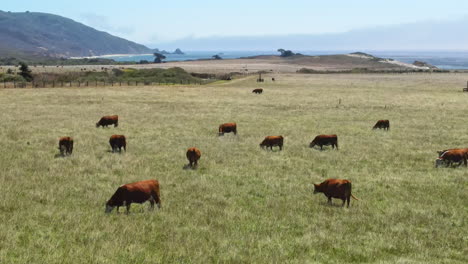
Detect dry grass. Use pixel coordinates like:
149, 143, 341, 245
0, 73, 467, 263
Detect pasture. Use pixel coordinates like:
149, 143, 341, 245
0, 73, 467, 263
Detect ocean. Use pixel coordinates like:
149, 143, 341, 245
106, 50, 468, 70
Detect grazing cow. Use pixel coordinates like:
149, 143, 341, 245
58, 137, 73, 156
436, 148, 468, 157
96, 115, 118, 128
272, 78, 275, 81
109, 135, 126, 152
313, 179, 358, 207
252, 88, 263, 94
435, 149, 468, 168
105, 179, 161, 214
373, 120, 390, 130
260, 136, 284, 150
309, 135, 338, 150
219, 122, 237, 136
186, 147, 201, 168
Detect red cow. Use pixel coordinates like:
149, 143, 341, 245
105, 179, 161, 213
109, 135, 126, 152
435, 149, 468, 167
58, 136, 73, 156
186, 147, 201, 168
96, 115, 119, 128
309, 135, 338, 150
373, 120, 390, 130
313, 179, 358, 207
260, 136, 284, 150
219, 123, 237, 136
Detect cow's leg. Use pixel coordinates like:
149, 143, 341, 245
341, 199, 346, 207
327, 196, 332, 205
116, 206, 120, 213
320, 145, 323, 151
347, 196, 351, 207
149, 199, 155, 210
279, 144, 283, 151
126, 204, 131, 214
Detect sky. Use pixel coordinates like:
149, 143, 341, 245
2, 0, 468, 47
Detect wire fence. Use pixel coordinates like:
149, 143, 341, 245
0, 79, 208, 89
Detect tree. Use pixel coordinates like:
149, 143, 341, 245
212, 54, 222, 60
277, 48, 295, 57
19, 62, 33, 81
153, 53, 166, 63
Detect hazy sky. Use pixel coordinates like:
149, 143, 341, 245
2, 0, 468, 46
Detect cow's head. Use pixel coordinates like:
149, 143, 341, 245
96, 122, 100, 128
313, 184, 319, 194
105, 200, 116, 213
309, 141, 316, 148
435, 158, 445, 168
259, 143, 266, 149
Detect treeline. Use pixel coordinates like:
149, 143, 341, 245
1, 65, 203, 84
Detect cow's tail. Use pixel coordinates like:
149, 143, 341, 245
351, 194, 359, 200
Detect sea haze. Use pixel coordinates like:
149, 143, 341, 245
106, 51, 468, 70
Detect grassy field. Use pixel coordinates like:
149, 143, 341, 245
0, 73, 467, 263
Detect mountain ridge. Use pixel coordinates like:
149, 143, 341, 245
0, 11, 152, 58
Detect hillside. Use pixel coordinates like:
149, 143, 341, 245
0, 11, 151, 58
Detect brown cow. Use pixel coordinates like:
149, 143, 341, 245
96, 115, 118, 128
252, 88, 263, 94
435, 149, 468, 167
219, 122, 237, 136
58, 136, 73, 156
109, 135, 126, 152
373, 120, 390, 130
313, 179, 358, 207
186, 147, 201, 168
105, 179, 161, 214
309, 135, 338, 150
260, 136, 283, 150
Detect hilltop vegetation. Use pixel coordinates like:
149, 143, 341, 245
0, 73, 466, 263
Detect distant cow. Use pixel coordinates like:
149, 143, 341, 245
260, 136, 284, 150
272, 78, 275, 81
58, 136, 73, 156
435, 149, 468, 167
219, 122, 237, 136
105, 179, 161, 214
96, 115, 119, 128
309, 135, 338, 150
109, 135, 126, 152
186, 147, 201, 168
313, 179, 358, 207
252, 88, 263, 94
373, 120, 390, 130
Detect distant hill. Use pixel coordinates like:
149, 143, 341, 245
0, 11, 151, 58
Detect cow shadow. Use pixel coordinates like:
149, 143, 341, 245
182, 164, 196, 170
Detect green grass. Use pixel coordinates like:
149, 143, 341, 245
0, 73, 467, 263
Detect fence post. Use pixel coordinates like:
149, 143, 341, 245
127, 81, 130, 86
119, 81, 121, 86
3, 80, 5, 88
95, 80, 98, 87
136, 81, 138, 86
78, 81, 80, 87
86, 81, 88, 87
111, 81, 113, 87
69, 81, 72, 87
